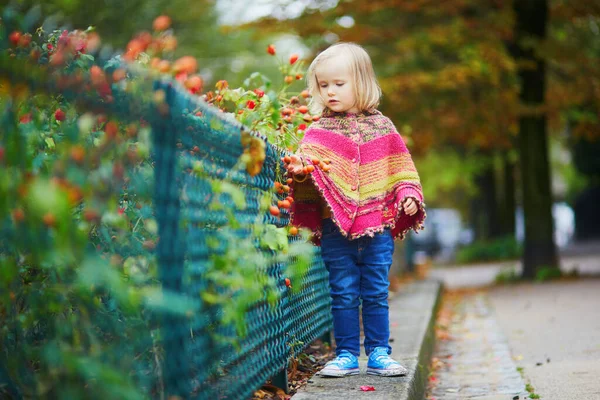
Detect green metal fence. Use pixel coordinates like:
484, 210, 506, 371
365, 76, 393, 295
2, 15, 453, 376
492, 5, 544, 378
153, 81, 332, 398
0, 50, 332, 399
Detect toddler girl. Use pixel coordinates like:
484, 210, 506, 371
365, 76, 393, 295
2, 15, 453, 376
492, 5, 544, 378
285, 42, 425, 377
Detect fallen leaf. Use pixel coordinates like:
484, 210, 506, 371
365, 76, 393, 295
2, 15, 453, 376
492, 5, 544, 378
360, 386, 376, 391
262, 384, 286, 398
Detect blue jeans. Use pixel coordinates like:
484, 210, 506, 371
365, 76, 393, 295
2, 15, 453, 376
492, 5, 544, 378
320, 218, 394, 357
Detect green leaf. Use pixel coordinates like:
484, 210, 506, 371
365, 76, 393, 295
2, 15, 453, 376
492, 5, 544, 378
260, 224, 289, 251
220, 181, 246, 210
44, 137, 55, 149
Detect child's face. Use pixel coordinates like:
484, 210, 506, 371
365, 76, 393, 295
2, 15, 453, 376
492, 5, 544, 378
315, 56, 359, 114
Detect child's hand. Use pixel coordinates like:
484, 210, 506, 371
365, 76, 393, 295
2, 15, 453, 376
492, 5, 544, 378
403, 197, 419, 216
282, 155, 304, 176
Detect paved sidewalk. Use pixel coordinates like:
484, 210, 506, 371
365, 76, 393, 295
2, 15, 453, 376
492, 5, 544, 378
427, 291, 528, 399
489, 280, 600, 399
429, 255, 600, 289
292, 281, 441, 400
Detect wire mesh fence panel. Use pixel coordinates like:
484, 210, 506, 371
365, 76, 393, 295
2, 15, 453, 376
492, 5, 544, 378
154, 82, 332, 399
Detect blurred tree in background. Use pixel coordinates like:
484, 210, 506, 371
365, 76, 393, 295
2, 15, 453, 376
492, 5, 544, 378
244, 0, 600, 275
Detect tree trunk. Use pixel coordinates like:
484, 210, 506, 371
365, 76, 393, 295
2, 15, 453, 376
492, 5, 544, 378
498, 151, 516, 237
472, 159, 500, 241
513, 0, 559, 278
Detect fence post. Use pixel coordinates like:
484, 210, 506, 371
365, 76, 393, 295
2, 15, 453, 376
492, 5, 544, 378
271, 362, 289, 394
152, 82, 190, 397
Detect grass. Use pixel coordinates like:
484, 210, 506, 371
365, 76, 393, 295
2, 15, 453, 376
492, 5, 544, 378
496, 265, 580, 285
525, 382, 541, 399
495, 267, 521, 284
456, 236, 522, 264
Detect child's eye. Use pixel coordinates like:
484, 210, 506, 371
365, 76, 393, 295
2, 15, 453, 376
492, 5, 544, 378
320, 84, 328, 88
336, 83, 344, 87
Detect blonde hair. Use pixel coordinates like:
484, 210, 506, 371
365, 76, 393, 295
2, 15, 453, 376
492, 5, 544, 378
306, 42, 382, 115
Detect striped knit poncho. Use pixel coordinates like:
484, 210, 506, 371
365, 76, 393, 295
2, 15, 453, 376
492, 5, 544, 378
290, 109, 426, 245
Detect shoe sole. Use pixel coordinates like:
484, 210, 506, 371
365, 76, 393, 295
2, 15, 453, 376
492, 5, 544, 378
318, 368, 360, 378
366, 367, 408, 377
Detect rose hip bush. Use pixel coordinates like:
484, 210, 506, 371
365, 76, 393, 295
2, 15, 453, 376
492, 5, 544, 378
0, 11, 314, 398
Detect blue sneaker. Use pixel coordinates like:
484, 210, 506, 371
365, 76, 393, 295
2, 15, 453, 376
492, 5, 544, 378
367, 347, 408, 377
319, 350, 360, 377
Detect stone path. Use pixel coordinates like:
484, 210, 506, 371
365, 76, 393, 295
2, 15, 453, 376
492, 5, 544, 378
427, 291, 529, 400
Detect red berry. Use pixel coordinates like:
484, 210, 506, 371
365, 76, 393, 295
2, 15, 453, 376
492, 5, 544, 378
9, 31, 21, 46
284, 76, 294, 85
83, 208, 100, 222
113, 69, 127, 82
153, 15, 172, 32
54, 109, 66, 122
173, 56, 198, 75
18, 34, 32, 48
105, 121, 119, 139
246, 100, 256, 110
254, 89, 265, 98
267, 44, 276, 55
298, 123, 307, 130
19, 114, 32, 124
185, 75, 203, 94
285, 278, 292, 287
70, 145, 85, 164
12, 208, 25, 223
298, 105, 309, 114
269, 205, 280, 217
42, 212, 56, 227
289, 54, 299, 65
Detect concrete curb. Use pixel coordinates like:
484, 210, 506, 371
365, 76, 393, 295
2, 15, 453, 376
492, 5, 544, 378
407, 281, 442, 400
292, 280, 442, 400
